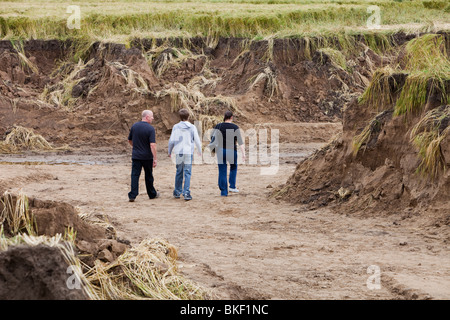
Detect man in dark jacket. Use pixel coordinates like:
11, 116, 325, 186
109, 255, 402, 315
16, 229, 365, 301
127, 110, 160, 202
213, 110, 246, 197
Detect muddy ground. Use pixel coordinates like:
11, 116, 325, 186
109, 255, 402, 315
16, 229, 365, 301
0, 34, 449, 299
1, 137, 449, 300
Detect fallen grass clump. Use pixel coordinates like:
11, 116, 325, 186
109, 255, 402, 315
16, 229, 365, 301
404, 34, 449, 72
316, 47, 348, 71
41, 59, 95, 110
85, 239, 209, 300
394, 70, 450, 116
145, 45, 205, 78
0, 191, 35, 236
0, 227, 99, 300
358, 66, 403, 111
0, 125, 69, 153
10, 40, 39, 74
107, 61, 150, 95
410, 105, 450, 178
394, 34, 450, 116
155, 82, 239, 131
248, 66, 279, 101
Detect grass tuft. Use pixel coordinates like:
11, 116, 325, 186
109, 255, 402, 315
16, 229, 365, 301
0, 125, 69, 153
248, 66, 278, 101
410, 105, 450, 178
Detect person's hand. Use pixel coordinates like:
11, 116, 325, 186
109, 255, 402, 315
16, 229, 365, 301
153, 159, 157, 167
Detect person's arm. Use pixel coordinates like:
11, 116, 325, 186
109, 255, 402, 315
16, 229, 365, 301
168, 128, 175, 158
151, 143, 157, 167
193, 126, 202, 156
128, 140, 133, 147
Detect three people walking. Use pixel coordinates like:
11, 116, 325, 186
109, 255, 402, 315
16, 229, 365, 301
128, 109, 245, 201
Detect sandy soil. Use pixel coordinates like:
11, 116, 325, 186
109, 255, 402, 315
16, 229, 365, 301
1, 140, 449, 300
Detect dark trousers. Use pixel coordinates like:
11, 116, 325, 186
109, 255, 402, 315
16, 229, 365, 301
217, 148, 238, 196
128, 159, 157, 200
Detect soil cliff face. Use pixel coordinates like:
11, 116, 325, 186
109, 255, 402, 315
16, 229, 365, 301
277, 88, 449, 229
0, 36, 392, 150
276, 32, 450, 226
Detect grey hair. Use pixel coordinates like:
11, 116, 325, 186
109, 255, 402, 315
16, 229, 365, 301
142, 110, 152, 119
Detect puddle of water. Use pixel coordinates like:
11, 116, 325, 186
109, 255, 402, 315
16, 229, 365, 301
0, 159, 105, 165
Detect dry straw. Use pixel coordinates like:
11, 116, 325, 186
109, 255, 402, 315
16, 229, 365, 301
0, 125, 69, 153
358, 66, 400, 111
410, 105, 450, 179
85, 239, 209, 300
0, 191, 35, 236
248, 66, 278, 101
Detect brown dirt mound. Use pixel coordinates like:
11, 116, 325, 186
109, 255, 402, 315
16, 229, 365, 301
0, 190, 132, 298
276, 91, 449, 231
0, 244, 88, 300
29, 196, 131, 267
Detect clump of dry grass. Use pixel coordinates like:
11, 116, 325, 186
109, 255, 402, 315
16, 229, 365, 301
107, 61, 150, 95
41, 59, 94, 110
358, 66, 401, 111
11, 40, 39, 74
317, 47, 348, 71
155, 80, 239, 132
0, 125, 69, 154
0, 227, 99, 300
145, 45, 205, 78
248, 66, 278, 101
410, 105, 450, 179
0, 191, 35, 236
85, 238, 209, 300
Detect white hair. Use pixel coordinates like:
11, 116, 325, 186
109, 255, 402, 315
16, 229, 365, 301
142, 110, 153, 119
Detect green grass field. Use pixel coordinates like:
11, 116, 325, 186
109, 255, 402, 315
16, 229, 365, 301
0, 0, 449, 41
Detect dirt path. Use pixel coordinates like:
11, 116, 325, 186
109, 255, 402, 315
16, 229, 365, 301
1, 141, 449, 300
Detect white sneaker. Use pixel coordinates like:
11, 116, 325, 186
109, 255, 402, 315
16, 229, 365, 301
229, 188, 239, 193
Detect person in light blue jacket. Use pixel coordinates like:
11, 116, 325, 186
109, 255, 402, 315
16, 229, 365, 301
168, 108, 202, 201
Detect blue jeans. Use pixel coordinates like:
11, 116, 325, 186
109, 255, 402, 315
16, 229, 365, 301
129, 159, 157, 200
217, 148, 237, 196
174, 154, 193, 197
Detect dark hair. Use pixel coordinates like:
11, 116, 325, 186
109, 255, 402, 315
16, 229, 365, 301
179, 108, 190, 121
223, 110, 233, 121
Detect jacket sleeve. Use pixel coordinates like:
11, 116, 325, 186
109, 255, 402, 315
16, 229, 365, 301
168, 128, 176, 155
193, 126, 202, 154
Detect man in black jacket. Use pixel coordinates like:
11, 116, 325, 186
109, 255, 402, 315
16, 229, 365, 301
127, 110, 160, 202
213, 110, 246, 197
